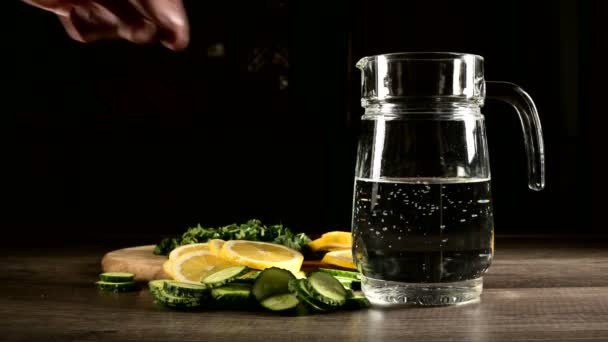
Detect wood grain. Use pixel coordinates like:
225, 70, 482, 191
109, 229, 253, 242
101, 245, 170, 281
1, 237, 608, 342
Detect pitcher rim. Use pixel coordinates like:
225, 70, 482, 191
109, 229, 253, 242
356, 52, 484, 68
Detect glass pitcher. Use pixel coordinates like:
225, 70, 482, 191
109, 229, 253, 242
352, 52, 544, 306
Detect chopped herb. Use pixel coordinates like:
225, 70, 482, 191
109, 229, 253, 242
153, 219, 311, 255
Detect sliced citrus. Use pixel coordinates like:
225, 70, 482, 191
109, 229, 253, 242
293, 270, 307, 279
173, 250, 235, 284
308, 231, 352, 252
162, 259, 175, 279
208, 239, 226, 256
168, 243, 209, 261
321, 249, 356, 269
219, 240, 304, 274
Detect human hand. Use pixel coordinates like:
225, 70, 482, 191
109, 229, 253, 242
23, 0, 189, 50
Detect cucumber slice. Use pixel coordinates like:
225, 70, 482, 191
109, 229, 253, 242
287, 278, 300, 294
260, 293, 300, 312
163, 281, 207, 298
317, 268, 361, 281
239, 270, 261, 280
293, 302, 313, 316
317, 269, 362, 291
305, 272, 347, 306
96, 280, 138, 293
201, 265, 250, 288
252, 267, 296, 302
152, 288, 201, 309
345, 288, 354, 298
343, 295, 371, 310
148, 280, 170, 295
99, 272, 135, 282
333, 277, 361, 291
210, 283, 252, 303
336, 278, 353, 290
299, 280, 331, 311
230, 278, 256, 285
288, 279, 329, 312
232, 270, 261, 285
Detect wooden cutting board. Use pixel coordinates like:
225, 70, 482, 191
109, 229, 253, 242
101, 245, 171, 282
101, 245, 329, 282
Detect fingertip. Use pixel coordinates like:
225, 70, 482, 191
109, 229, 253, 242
160, 22, 189, 51
161, 35, 189, 51
136, 0, 190, 51
119, 19, 158, 45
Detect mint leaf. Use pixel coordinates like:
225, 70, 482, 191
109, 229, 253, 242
153, 219, 311, 255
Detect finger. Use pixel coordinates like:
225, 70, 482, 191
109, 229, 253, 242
24, 0, 117, 41
117, 19, 158, 45
58, 2, 121, 43
128, 0, 189, 50
93, 0, 159, 45
60, 2, 157, 45
22, 0, 76, 16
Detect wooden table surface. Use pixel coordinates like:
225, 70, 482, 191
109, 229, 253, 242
2, 236, 608, 342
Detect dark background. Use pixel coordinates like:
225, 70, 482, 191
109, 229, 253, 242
3, 0, 604, 241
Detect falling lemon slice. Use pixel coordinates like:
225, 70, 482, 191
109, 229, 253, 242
219, 240, 304, 274
173, 250, 235, 284
308, 231, 352, 252
208, 239, 226, 256
321, 249, 356, 269
168, 243, 209, 261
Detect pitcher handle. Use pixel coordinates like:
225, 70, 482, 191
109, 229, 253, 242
486, 81, 545, 191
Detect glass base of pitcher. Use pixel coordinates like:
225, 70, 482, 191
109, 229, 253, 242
361, 275, 483, 306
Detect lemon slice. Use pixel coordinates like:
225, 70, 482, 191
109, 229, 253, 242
169, 243, 209, 261
321, 249, 356, 269
308, 231, 352, 252
173, 250, 234, 284
293, 270, 307, 279
219, 240, 304, 274
162, 259, 175, 279
208, 239, 226, 256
